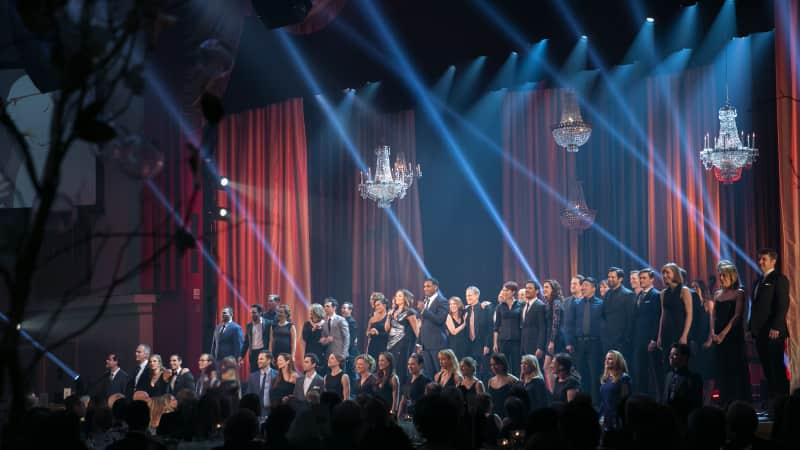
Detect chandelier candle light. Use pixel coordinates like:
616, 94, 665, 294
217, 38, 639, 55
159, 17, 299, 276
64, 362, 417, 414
552, 89, 592, 152
560, 181, 596, 232
359, 145, 421, 208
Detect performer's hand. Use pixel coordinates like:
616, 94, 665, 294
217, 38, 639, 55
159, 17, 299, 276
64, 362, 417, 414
769, 329, 780, 339
566, 345, 574, 353
647, 341, 657, 352
415, 344, 422, 353
703, 338, 712, 349
547, 342, 554, 354
656, 338, 662, 350
679, 335, 688, 345
480, 301, 491, 310
483, 346, 490, 355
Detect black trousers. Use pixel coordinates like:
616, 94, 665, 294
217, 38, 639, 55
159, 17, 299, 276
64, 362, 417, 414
499, 340, 521, 375
632, 342, 664, 400
574, 338, 603, 405
755, 333, 789, 404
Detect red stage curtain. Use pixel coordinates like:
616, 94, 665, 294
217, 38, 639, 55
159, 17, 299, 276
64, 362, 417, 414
351, 110, 425, 319
502, 66, 766, 291
775, 0, 799, 391
215, 99, 312, 369
308, 108, 424, 348
502, 89, 578, 285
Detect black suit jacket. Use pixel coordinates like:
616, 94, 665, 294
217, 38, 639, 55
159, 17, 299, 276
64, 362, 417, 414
520, 300, 547, 354
345, 316, 359, 356
633, 288, 662, 345
419, 293, 449, 350
103, 369, 130, 399
602, 286, 636, 350
750, 270, 790, 337
465, 304, 493, 351
241, 320, 272, 357
168, 369, 196, 394
126, 364, 151, 396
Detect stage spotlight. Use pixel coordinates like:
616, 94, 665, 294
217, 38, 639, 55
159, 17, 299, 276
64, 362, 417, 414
214, 207, 231, 221
219, 176, 229, 188
646, 17, 655, 23
580, 35, 588, 40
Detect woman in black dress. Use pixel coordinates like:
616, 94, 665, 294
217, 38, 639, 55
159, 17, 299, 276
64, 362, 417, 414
434, 349, 463, 388
399, 353, 429, 419
375, 352, 399, 415
352, 354, 376, 399
445, 296, 469, 361
486, 353, 518, 417
550, 353, 580, 405
366, 293, 389, 360
691, 279, 715, 402
269, 353, 297, 406
711, 262, 751, 406
324, 353, 350, 400
657, 263, 693, 353
542, 279, 565, 390
520, 354, 550, 411
386, 289, 419, 385
458, 356, 485, 410
146, 354, 169, 397
302, 304, 327, 373
270, 305, 297, 362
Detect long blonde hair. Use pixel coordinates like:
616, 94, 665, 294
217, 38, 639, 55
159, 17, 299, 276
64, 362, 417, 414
601, 350, 629, 384
437, 349, 461, 376
521, 354, 544, 380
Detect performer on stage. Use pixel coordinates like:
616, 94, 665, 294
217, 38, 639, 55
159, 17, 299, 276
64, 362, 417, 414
418, 278, 449, 375
486, 353, 518, 417
386, 289, 419, 385
399, 354, 429, 419
542, 280, 565, 390
657, 263, 693, 353
520, 354, 550, 411
445, 296, 469, 362
520, 281, 547, 367
632, 268, 663, 398
711, 262, 751, 406
270, 305, 297, 362
301, 304, 327, 373
599, 350, 631, 431
493, 282, 522, 375
434, 349, 463, 388
375, 352, 399, 415
324, 353, 350, 400
750, 248, 790, 412
366, 293, 389, 361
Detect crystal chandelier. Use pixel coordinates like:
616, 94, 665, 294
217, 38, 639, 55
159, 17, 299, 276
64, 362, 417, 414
359, 145, 421, 208
560, 181, 596, 232
700, 102, 758, 184
552, 89, 592, 152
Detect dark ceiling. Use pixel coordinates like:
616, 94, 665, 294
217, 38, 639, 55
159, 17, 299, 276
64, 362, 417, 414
224, 0, 775, 112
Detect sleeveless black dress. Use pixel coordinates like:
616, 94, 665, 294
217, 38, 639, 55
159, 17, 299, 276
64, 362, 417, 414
661, 286, 687, 348
712, 289, 751, 405
325, 371, 345, 399
366, 316, 389, 360
447, 314, 469, 361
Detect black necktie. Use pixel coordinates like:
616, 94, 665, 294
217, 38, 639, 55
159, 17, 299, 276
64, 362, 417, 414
636, 291, 645, 306
327, 318, 332, 333
221, 323, 227, 335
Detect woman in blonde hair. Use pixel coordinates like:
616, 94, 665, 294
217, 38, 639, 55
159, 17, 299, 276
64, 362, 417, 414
520, 354, 550, 410
657, 263, 693, 350
711, 262, 751, 406
146, 354, 168, 397
599, 350, 630, 431
434, 349, 463, 387
147, 395, 174, 434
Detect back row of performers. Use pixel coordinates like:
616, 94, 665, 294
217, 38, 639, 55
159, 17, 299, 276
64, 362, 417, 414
227, 250, 788, 410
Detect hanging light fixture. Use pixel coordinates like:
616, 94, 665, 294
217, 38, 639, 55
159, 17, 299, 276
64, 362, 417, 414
560, 181, 595, 232
552, 89, 592, 152
700, 42, 758, 184
358, 145, 421, 208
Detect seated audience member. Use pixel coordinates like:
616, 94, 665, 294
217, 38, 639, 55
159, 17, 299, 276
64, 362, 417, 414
687, 406, 726, 450
217, 409, 261, 450
108, 400, 166, 450
87, 406, 123, 449
726, 401, 776, 450
558, 400, 601, 450
663, 343, 703, 427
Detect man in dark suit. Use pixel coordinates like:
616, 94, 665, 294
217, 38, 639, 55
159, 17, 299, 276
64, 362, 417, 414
750, 248, 790, 410
126, 344, 151, 397
565, 277, 605, 405
246, 350, 278, 413
632, 268, 663, 398
663, 343, 703, 427
520, 281, 547, 366
103, 352, 129, 399
293, 354, 325, 400
210, 306, 244, 362
418, 277, 449, 375
263, 293, 280, 323
603, 267, 636, 357
465, 286, 493, 379
166, 354, 195, 394
494, 281, 522, 374
241, 304, 272, 370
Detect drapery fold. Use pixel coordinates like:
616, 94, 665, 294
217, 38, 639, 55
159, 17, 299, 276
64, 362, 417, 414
775, 0, 799, 391
215, 98, 312, 369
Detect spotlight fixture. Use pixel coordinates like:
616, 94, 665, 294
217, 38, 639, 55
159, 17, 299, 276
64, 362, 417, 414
219, 176, 229, 188
580, 35, 588, 40
646, 17, 655, 23
214, 207, 231, 221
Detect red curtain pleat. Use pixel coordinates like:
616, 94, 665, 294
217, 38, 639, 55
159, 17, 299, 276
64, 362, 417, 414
215, 99, 312, 371
775, 0, 799, 391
